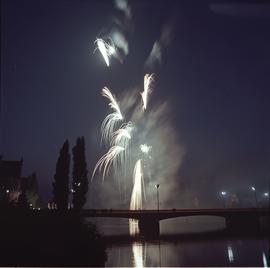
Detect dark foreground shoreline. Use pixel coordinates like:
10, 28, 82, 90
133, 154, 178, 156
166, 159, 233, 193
0, 207, 268, 266
0, 208, 107, 267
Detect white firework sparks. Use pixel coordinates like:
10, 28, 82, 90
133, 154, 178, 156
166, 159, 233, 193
141, 73, 154, 110
130, 159, 145, 210
111, 122, 133, 146
94, 38, 116, 67
92, 145, 124, 181
101, 87, 123, 144
140, 144, 151, 154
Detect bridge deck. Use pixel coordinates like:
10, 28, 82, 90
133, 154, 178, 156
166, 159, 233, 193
78, 208, 269, 220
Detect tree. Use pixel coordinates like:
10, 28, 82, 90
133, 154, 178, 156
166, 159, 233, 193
53, 140, 70, 211
72, 137, 88, 210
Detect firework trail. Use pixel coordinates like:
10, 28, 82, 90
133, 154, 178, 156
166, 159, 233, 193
92, 145, 124, 182
111, 122, 133, 146
94, 38, 116, 67
101, 87, 123, 144
141, 74, 154, 111
130, 159, 145, 210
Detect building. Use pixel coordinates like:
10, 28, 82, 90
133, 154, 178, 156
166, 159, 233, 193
0, 157, 23, 203
0, 157, 42, 207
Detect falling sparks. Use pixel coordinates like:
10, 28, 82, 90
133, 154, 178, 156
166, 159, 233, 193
141, 74, 154, 111
92, 145, 124, 181
111, 122, 133, 146
94, 38, 116, 66
101, 87, 123, 144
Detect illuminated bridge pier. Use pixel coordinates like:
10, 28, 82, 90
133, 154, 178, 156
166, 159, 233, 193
78, 208, 269, 236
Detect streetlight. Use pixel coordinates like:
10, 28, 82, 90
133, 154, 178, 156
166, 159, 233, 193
155, 184, 160, 211
221, 191, 227, 208
251, 186, 258, 208
263, 192, 269, 208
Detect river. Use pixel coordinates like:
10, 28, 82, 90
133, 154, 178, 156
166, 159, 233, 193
89, 216, 269, 267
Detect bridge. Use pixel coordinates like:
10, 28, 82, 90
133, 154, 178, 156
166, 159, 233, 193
79, 208, 269, 236
80, 208, 268, 219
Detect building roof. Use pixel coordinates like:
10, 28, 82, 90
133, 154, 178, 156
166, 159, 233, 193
0, 159, 23, 179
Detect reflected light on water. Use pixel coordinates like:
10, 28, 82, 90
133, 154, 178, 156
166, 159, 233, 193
227, 245, 234, 263
263, 252, 268, 268
129, 219, 145, 267
132, 242, 144, 267
129, 219, 140, 236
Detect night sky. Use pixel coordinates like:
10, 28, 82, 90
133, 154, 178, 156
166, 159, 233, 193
1, 0, 270, 205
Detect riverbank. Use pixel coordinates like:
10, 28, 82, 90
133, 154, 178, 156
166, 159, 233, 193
0, 208, 107, 266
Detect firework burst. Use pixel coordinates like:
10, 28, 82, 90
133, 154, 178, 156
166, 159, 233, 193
94, 38, 116, 67
111, 122, 133, 146
92, 74, 183, 216
141, 73, 154, 111
101, 87, 123, 144
92, 145, 124, 182
140, 144, 151, 154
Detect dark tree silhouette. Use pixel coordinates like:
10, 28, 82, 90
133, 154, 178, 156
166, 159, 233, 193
53, 140, 70, 210
72, 137, 88, 210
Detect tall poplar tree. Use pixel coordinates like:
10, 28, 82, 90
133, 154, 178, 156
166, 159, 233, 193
72, 137, 88, 210
52, 140, 70, 210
